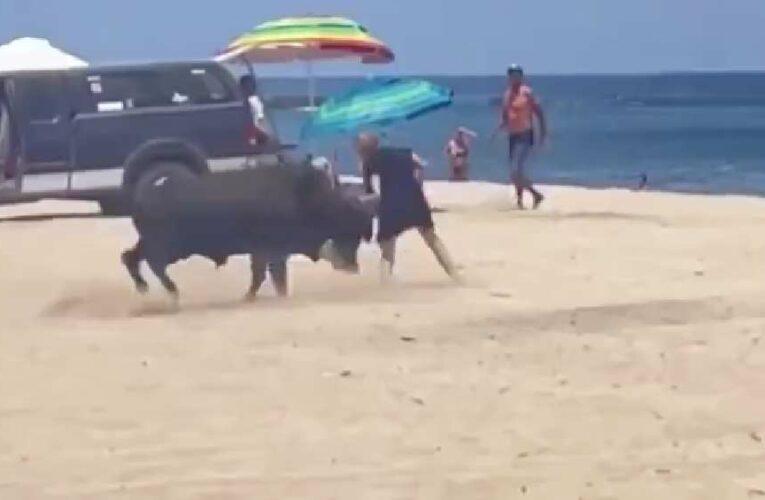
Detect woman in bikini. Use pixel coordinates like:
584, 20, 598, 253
499, 65, 548, 209
445, 127, 476, 181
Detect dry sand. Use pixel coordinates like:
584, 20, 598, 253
1, 182, 765, 499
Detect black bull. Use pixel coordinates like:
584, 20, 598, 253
121, 162, 376, 300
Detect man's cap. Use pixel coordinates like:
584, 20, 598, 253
507, 64, 524, 75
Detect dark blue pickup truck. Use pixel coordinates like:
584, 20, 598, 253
0, 60, 280, 214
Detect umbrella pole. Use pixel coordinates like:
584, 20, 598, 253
302, 60, 316, 154
306, 60, 316, 109
239, 55, 255, 78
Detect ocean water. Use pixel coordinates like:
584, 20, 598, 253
260, 73, 765, 195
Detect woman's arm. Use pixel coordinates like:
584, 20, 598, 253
412, 152, 428, 168
412, 153, 427, 183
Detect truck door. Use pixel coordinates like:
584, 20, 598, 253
15, 74, 73, 192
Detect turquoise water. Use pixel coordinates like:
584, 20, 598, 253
260, 73, 765, 195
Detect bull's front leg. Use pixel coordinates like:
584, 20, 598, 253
245, 253, 268, 301
121, 240, 149, 294
146, 258, 179, 302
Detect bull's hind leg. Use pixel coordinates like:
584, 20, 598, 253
268, 258, 289, 297
245, 254, 268, 301
146, 258, 179, 301
121, 241, 149, 294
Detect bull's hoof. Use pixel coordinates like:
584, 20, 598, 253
136, 282, 149, 294
244, 291, 258, 302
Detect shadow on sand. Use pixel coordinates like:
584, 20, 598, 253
41, 276, 467, 321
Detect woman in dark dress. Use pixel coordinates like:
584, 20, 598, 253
356, 133, 460, 281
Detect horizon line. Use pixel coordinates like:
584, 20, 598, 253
256, 69, 765, 79
79, 57, 765, 78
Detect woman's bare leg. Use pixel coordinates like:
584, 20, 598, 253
418, 228, 460, 280
379, 238, 396, 282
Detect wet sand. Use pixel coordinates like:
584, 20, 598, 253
1, 183, 764, 499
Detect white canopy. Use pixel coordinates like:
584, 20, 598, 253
0, 37, 87, 73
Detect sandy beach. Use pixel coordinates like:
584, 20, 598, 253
1, 182, 765, 499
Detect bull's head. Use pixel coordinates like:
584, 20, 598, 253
322, 192, 376, 274
321, 238, 363, 274
299, 167, 377, 274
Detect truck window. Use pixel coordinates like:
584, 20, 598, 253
86, 72, 168, 111
85, 68, 233, 112
163, 68, 234, 105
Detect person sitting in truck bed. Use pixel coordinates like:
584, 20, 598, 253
239, 75, 273, 144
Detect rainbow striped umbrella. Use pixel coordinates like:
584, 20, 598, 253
217, 16, 393, 64
302, 78, 453, 138
216, 16, 394, 107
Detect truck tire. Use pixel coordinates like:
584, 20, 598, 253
132, 162, 197, 204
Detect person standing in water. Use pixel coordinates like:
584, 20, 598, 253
445, 127, 477, 181
355, 133, 460, 282
499, 64, 548, 209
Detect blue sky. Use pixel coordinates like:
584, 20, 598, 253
1, 0, 764, 75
